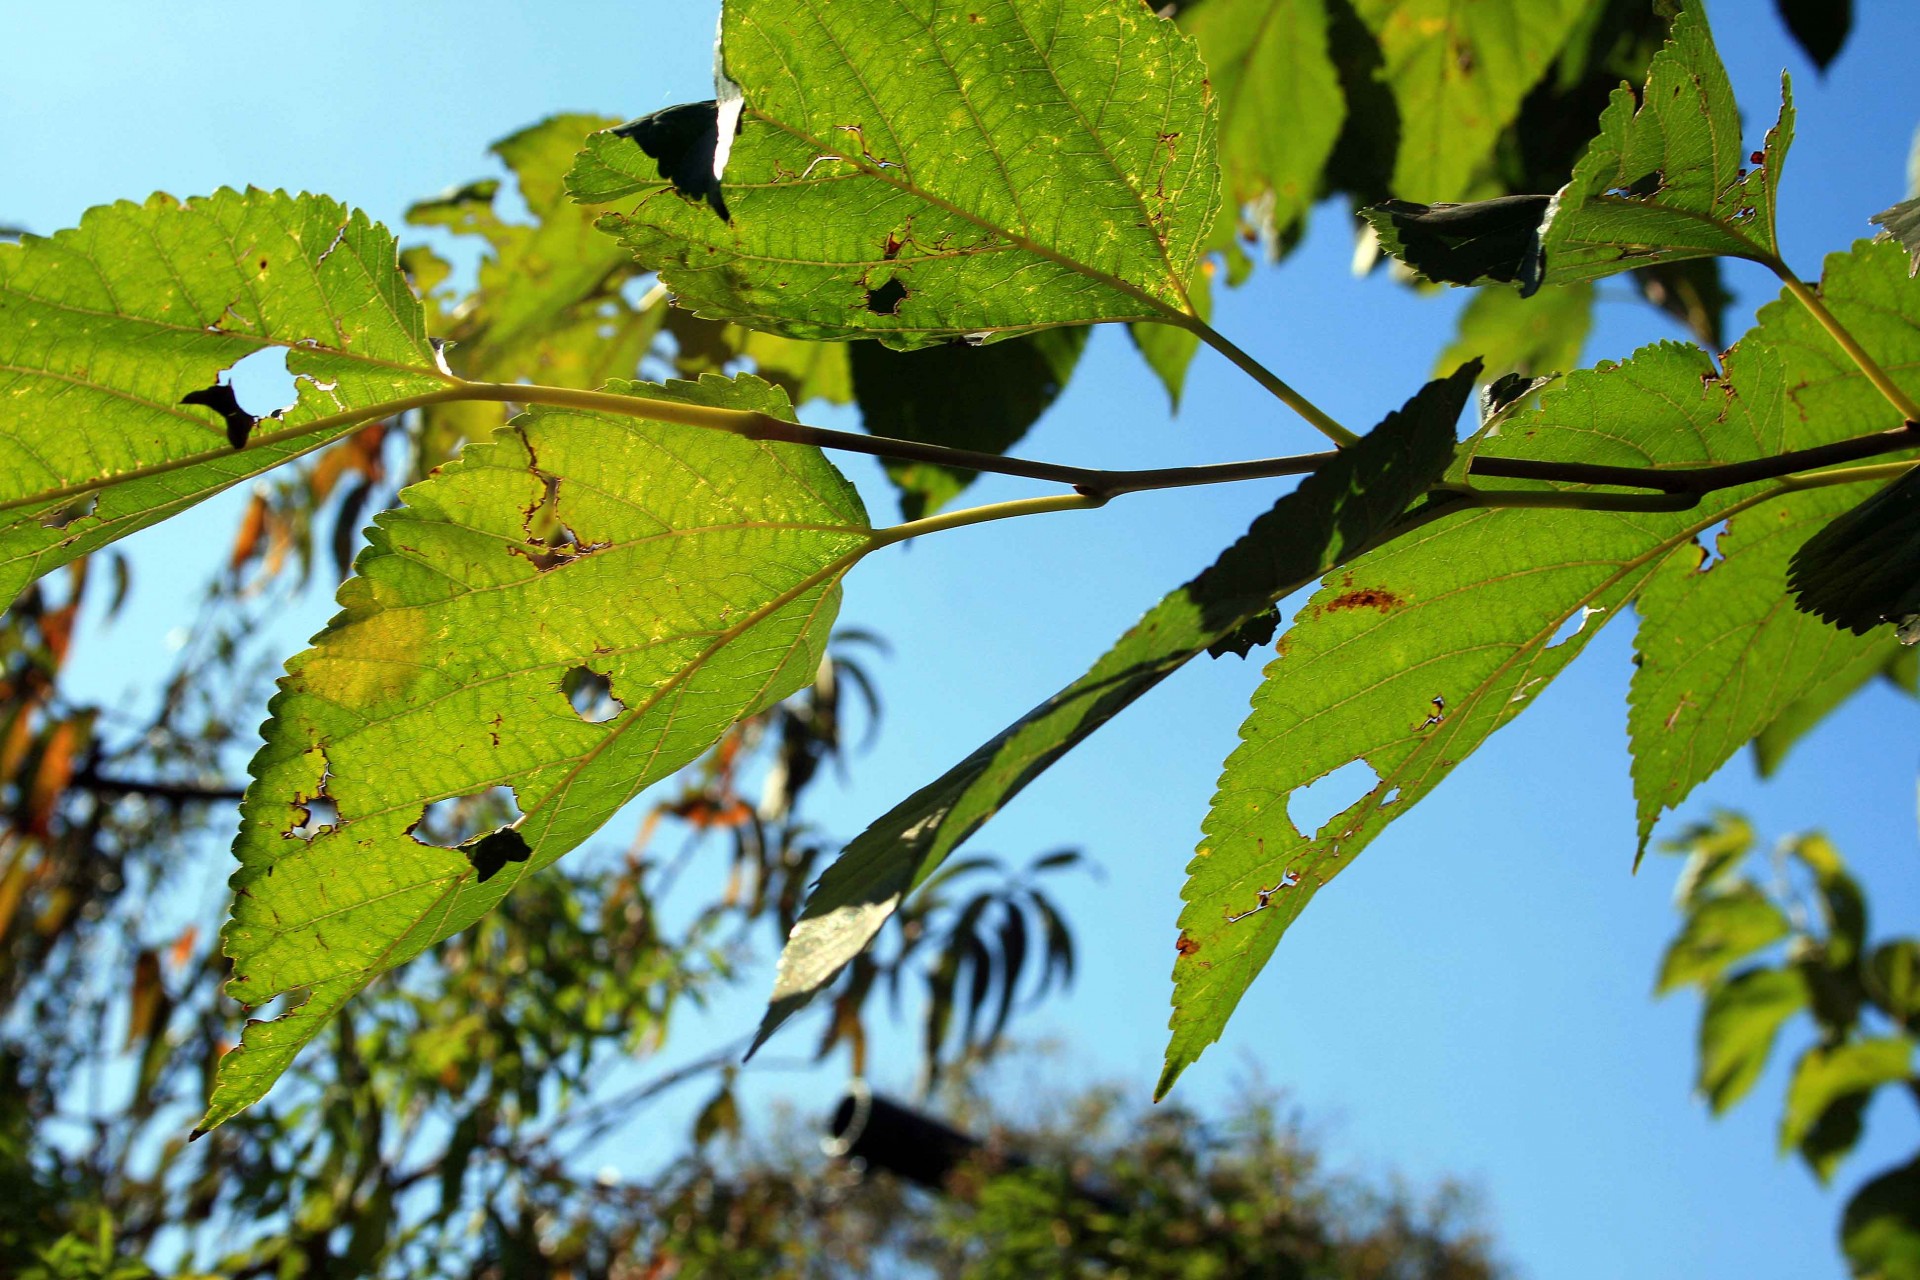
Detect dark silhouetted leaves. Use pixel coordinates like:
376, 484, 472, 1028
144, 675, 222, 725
1842, 1156, 1920, 1280
852, 329, 1088, 520
612, 100, 733, 221
1364, 195, 1549, 294
1789, 467, 1920, 642
463, 827, 533, 884
1775, 0, 1852, 72
180, 383, 265, 450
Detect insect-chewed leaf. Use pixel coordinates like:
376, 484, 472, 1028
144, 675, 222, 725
1539, 2, 1793, 285
567, 0, 1219, 347
0, 190, 451, 604
1352, 0, 1587, 203
1180, 0, 1345, 241
1160, 340, 1801, 1095
751, 362, 1476, 1056
198, 373, 870, 1133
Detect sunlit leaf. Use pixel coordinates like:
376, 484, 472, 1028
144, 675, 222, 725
1780, 1037, 1914, 1175
1696, 965, 1808, 1113
1352, 0, 1586, 203
568, 0, 1219, 346
200, 374, 869, 1131
1160, 341, 1809, 1092
1753, 638, 1910, 777
1181, 0, 1345, 239
1658, 889, 1792, 993
0, 190, 449, 604
753, 365, 1476, 1054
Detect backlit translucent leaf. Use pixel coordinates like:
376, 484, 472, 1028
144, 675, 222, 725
1162, 341, 1810, 1093
1842, 1156, 1920, 1280
1181, 0, 1345, 239
0, 190, 449, 604
1540, 3, 1793, 285
1657, 888, 1791, 993
1780, 1037, 1914, 1172
1753, 638, 1912, 776
753, 365, 1476, 1054
200, 374, 869, 1131
1353, 0, 1586, 202
1696, 965, 1808, 1113
568, 0, 1219, 347
852, 328, 1088, 519
1436, 281, 1592, 383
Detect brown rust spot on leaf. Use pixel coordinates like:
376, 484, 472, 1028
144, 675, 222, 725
1324, 587, 1403, 613
1175, 933, 1201, 957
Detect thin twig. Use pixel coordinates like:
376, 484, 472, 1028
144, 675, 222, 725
1467, 421, 1920, 495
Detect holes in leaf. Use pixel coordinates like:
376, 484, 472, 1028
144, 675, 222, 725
514, 473, 606, 571
180, 348, 298, 449
286, 795, 340, 842
1547, 605, 1603, 649
563, 665, 625, 723
864, 277, 908, 316
1380, 787, 1403, 807
1695, 519, 1729, 571
1287, 758, 1381, 837
410, 785, 522, 849
38, 494, 97, 530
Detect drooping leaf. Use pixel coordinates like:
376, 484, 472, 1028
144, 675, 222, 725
1788, 467, 1920, 642
200, 374, 870, 1131
569, 0, 1220, 346
1696, 965, 1808, 1114
1774, 0, 1852, 73
1841, 1156, 1920, 1280
852, 328, 1088, 520
1539, 3, 1794, 285
1180, 0, 1346, 240
1780, 1037, 1915, 1174
1753, 638, 1914, 776
1436, 281, 1592, 383
753, 364, 1477, 1053
1161, 340, 1809, 1093
1657, 889, 1793, 993
1130, 259, 1211, 410
1351, 0, 1587, 203
0, 190, 451, 605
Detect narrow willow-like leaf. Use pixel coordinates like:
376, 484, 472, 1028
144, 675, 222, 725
200, 374, 869, 1132
1540, 3, 1793, 284
568, 0, 1218, 347
1161, 341, 1802, 1094
1181, 0, 1345, 239
1353, 0, 1586, 203
1696, 966, 1807, 1113
852, 328, 1088, 520
0, 190, 450, 604
752, 365, 1476, 1054
1435, 281, 1592, 383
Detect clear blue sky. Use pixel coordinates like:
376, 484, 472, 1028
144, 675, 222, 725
6, 3, 1918, 1277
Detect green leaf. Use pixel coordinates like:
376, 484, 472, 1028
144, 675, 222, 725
1129, 259, 1210, 410
200, 374, 870, 1131
753, 364, 1477, 1054
1539, 3, 1794, 285
1436, 281, 1592, 383
1788, 468, 1920, 641
0, 190, 450, 605
851, 328, 1088, 519
1842, 1156, 1920, 1280
1696, 965, 1808, 1113
1658, 888, 1792, 993
1868, 940, 1920, 1023
1628, 480, 1894, 852
569, 0, 1219, 346
1160, 341, 1804, 1092
1753, 637, 1912, 777
1180, 0, 1345, 240
1794, 832, 1868, 969
1352, 0, 1587, 202
1781, 1037, 1915, 1176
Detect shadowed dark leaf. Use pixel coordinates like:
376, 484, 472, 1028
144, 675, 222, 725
1775, 0, 1851, 72
1788, 467, 1920, 642
611, 100, 732, 221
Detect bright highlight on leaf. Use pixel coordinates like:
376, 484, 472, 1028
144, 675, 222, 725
0, 189, 450, 603
568, 0, 1220, 346
200, 374, 869, 1132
